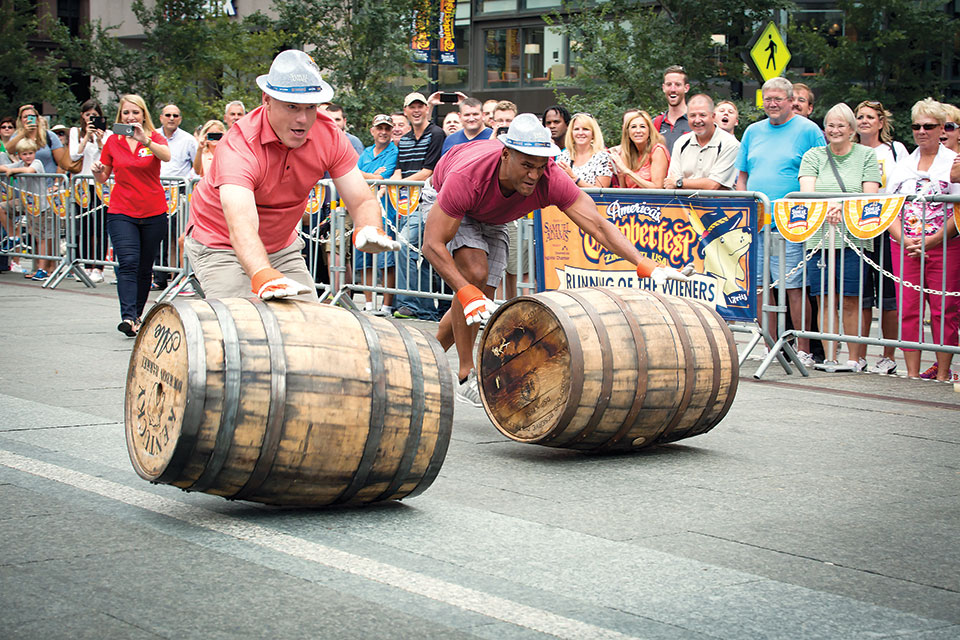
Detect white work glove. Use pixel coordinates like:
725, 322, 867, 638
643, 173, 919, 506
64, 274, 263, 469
456, 284, 499, 327
353, 225, 401, 253
250, 267, 310, 300
650, 263, 695, 288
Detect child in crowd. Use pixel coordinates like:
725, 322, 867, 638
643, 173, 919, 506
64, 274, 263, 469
0, 138, 44, 276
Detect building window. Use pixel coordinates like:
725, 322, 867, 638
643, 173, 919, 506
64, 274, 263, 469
484, 26, 569, 89
480, 0, 517, 14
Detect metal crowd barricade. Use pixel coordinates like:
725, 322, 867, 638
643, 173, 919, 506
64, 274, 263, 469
0, 171, 72, 284
754, 191, 960, 379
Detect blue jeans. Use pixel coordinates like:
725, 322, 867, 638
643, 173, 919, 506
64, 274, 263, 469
107, 212, 167, 321
393, 206, 448, 321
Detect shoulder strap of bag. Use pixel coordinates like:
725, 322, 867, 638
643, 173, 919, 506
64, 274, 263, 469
825, 148, 847, 192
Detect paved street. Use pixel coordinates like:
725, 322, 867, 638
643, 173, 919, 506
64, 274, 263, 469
1, 276, 958, 639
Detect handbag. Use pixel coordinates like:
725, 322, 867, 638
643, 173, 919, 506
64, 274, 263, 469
57, 129, 84, 174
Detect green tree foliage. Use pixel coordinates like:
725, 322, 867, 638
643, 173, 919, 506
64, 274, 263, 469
273, 0, 426, 143
0, 0, 73, 120
545, 0, 791, 142
54, 1, 281, 130
788, 0, 960, 138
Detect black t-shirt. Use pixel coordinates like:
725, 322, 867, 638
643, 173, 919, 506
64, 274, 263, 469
396, 123, 446, 178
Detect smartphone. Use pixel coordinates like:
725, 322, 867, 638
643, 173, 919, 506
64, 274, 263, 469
25, 114, 37, 125
439, 92, 459, 103
112, 123, 135, 137
90, 116, 107, 131
206, 132, 223, 141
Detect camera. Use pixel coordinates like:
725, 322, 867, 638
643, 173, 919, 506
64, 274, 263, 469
90, 116, 107, 131
439, 92, 459, 103
112, 123, 136, 137
206, 132, 223, 141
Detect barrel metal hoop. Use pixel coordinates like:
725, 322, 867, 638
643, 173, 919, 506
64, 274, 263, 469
650, 291, 696, 440
527, 294, 585, 443
592, 288, 649, 450
156, 300, 207, 484
406, 327, 454, 499
374, 322, 426, 501
333, 311, 388, 505
232, 298, 287, 500
561, 289, 613, 445
189, 299, 241, 492
672, 301, 722, 440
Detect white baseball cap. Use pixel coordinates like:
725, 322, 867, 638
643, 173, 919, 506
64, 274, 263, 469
256, 50, 334, 104
497, 113, 561, 157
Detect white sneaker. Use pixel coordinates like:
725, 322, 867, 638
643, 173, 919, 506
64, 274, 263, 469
372, 305, 394, 317
456, 370, 483, 408
846, 359, 865, 372
869, 357, 897, 374
89, 269, 104, 283
797, 350, 815, 368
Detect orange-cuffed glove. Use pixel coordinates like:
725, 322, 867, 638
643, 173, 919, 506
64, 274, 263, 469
456, 284, 498, 327
250, 267, 310, 300
353, 225, 401, 253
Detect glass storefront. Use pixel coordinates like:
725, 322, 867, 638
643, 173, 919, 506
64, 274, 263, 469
484, 26, 569, 89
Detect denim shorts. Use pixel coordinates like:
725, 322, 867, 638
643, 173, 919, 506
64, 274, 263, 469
768, 235, 807, 289
807, 247, 875, 307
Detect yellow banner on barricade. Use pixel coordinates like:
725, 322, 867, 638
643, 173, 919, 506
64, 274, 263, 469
773, 199, 830, 242
387, 185, 421, 217
20, 190, 42, 216
164, 185, 179, 215
842, 194, 906, 239
46, 188, 69, 218
73, 179, 90, 207
95, 181, 111, 207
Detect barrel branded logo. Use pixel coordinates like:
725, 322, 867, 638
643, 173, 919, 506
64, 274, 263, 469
843, 195, 906, 239
773, 199, 828, 242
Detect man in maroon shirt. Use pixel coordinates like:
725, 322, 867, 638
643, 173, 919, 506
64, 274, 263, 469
422, 114, 692, 406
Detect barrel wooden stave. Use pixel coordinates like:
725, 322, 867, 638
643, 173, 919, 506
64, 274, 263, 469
477, 288, 737, 451
126, 298, 451, 506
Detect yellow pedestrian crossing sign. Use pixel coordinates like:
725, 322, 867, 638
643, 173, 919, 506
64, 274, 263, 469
748, 22, 791, 82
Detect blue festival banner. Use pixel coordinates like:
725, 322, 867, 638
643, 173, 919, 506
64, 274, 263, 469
534, 193, 758, 322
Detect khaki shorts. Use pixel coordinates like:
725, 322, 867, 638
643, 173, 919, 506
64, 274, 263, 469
184, 235, 319, 301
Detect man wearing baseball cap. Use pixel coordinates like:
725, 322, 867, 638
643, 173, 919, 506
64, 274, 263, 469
421, 113, 692, 406
185, 49, 398, 301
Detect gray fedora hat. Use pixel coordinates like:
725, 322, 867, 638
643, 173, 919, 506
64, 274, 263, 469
497, 113, 561, 157
256, 50, 334, 104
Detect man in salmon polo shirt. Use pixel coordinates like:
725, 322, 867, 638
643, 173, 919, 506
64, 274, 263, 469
421, 114, 693, 406
185, 49, 399, 301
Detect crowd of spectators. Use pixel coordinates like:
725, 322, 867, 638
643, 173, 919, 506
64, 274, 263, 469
2, 65, 959, 377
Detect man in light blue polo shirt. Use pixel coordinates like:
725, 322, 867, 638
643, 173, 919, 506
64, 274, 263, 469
736, 76, 825, 366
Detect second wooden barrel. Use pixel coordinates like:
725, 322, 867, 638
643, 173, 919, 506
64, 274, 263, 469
476, 288, 738, 451
125, 298, 453, 506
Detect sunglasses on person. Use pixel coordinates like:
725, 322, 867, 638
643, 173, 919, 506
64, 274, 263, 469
162, 113, 181, 118
945, 122, 958, 132
0, 124, 13, 129
911, 123, 939, 130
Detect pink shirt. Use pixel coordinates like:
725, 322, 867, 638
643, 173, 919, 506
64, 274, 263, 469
433, 140, 581, 224
189, 106, 358, 252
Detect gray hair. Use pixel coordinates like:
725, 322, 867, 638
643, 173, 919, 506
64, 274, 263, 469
823, 103, 857, 139
224, 100, 246, 114
687, 94, 715, 112
761, 77, 793, 100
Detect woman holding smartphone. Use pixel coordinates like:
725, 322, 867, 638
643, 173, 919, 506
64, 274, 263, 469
192, 119, 225, 178
69, 99, 110, 283
91, 94, 171, 337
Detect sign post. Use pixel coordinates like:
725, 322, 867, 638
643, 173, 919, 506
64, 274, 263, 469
743, 21, 792, 107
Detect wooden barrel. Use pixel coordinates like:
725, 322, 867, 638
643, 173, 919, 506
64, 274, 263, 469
124, 298, 453, 506
476, 288, 738, 451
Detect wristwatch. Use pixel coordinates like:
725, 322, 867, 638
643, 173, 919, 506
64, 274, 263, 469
676, 177, 683, 189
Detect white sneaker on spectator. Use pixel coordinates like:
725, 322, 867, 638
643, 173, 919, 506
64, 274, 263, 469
456, 370, 483, 408
869, 357, 897, 374
797, 350, 815, 368
372, 305, 394, 317
9, 262, 24, 273
846, 359, 866, 372
89, 269, 104, 284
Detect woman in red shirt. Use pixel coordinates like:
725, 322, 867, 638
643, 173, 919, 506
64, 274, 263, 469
91, 94, 171, 336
